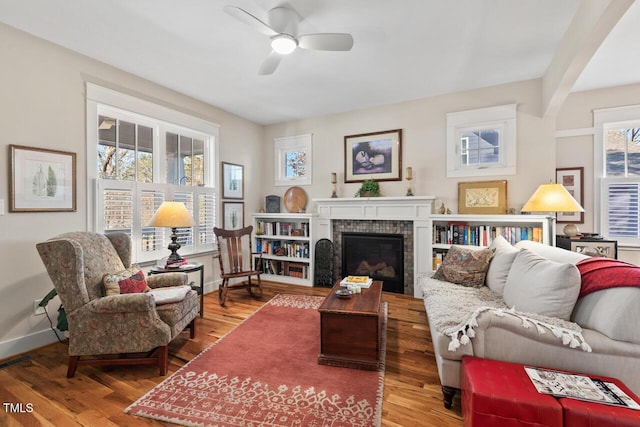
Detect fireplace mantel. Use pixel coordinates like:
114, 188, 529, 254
312, 196, 435, 221
312, 196, 435, 298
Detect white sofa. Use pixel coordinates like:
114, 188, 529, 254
420, 238, 640, 408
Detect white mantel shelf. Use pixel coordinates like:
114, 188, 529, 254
312, 196, 435, 221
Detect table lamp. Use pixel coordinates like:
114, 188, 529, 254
521, 183, 584, 241
147, 201, 195, 263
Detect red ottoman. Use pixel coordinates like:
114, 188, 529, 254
559, 374, 640, 427
461, 356, 563, 427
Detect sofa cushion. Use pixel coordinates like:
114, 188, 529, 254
486, 235, 519, 294
572, 288, 640, 344
103, 266, 150, 296
503, 249, 581, 320
515, 239, 588, 265
433, 245, 495, 288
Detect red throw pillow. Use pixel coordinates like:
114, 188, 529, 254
117, 270, 148, 294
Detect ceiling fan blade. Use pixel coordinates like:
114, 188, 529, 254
223, 5, 278, 37
258, 51, 282, 75
298, 33, 354, 51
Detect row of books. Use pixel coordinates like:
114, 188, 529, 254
257, 259, 309, 279
433, 223, 543, 246
255, 221, 310, 237
256, 239, 310, 258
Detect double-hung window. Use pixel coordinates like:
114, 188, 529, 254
87, 84, 218, 263
595, 105, 640, 245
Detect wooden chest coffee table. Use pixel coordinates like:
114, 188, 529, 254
317, 279, 383, 370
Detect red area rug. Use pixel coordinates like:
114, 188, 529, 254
126, 294, 387, 426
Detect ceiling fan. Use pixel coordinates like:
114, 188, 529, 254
223, 5, 354, 75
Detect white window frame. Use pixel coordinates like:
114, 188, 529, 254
594, 104, 640, 246
86, 83, 220, 262
446, 104, 517, 178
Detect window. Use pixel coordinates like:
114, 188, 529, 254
446, 104, 516, 177
595, 105, 640, 245
87, 84, 218, 263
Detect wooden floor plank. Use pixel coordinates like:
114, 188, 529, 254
0, 282, 463, 426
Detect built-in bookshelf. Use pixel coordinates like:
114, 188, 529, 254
252, 213, 317, 286
429, 214, 553, 271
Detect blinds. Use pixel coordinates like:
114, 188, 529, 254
606, 180, 640, 239
96, 180, 215, 262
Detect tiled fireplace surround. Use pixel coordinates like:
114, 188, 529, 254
314, 197, 434, 298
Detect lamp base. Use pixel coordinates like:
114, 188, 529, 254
563, 223, 580, 237
167, 227, 184, 263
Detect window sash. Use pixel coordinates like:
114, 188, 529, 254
96, 180, 215, 263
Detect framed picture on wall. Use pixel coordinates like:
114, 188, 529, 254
222, 162, 244, 199
556, 167, 584, 224
222, 201, 244, 230
458, 180, 508, 214
344, 129, 402, 183
9, 145, 77, 212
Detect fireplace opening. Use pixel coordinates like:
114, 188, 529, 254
341, 232, 404, 294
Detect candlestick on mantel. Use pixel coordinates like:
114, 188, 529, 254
331, 172, 338, 198
406, 167, 414, 196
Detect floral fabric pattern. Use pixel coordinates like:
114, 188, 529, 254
36, 231, 198, 358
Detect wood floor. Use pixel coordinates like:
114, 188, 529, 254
0, 282, 463, 426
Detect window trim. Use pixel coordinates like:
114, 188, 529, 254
86, 83, 220, 259
594, 104, 640, 243
446, 104, 517, 178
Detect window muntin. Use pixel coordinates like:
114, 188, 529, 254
459, 127, 501, 167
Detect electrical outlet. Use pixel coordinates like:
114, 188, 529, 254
34, 299, 45, 316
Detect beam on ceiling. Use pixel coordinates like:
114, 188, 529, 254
541, 0, 634, 118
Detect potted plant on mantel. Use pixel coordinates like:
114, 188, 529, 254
356, 179, 381, 197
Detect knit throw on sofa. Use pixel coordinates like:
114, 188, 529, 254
577, 258, 640, 298
421, 275, 592, 353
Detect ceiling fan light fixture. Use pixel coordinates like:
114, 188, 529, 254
271, 34, 297, 54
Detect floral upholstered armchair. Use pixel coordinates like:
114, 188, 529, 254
36, 231, 198, 377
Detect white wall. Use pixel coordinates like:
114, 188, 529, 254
557, 82, 640, 264
262, 79, 557, 217
0, 23, 264, 359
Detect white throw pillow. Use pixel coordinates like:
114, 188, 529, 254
485, 235, 519, 294
148, 285, 192, 305
503, 249, 581, 320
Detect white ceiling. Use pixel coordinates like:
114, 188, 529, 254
0, 0, 638, 125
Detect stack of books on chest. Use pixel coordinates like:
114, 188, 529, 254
340, 275, 373, 288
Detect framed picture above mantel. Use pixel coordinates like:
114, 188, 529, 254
344, 129, 402, 183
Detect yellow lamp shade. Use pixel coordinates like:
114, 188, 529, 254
521, 184, 584, 213
146, 201, 195, 228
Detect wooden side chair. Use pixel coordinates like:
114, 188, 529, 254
213, 226, 263, 306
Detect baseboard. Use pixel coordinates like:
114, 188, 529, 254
0, 328, 61, 361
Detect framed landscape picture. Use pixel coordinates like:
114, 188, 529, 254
344, 129, 402, 183
556, 167, 584, 224
222, 162, 244, 199
9, 145, 76, 212
458, 180, 508, 214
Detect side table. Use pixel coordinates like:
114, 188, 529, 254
556, 235, 618, 259
149, 262, 204, 317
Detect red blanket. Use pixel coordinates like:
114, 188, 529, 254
576, 257, 640, 298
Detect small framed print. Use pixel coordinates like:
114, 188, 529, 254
222, 201, 244, 230
9, 145, 76, 212
222, 162, 244, 199
556, 167, 584, 224
458, 180, 508, 214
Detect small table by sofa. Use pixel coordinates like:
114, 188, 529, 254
317, 279, 383, 370
149, 262, 204, 317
